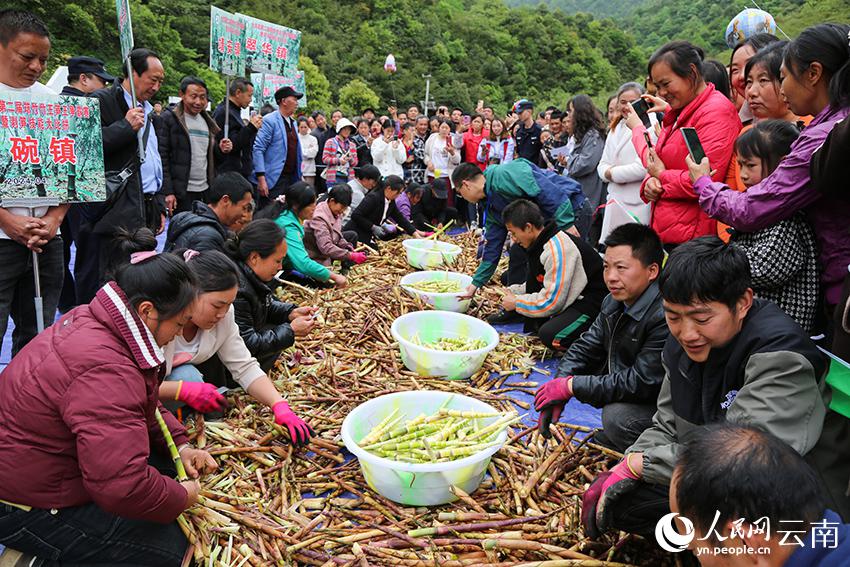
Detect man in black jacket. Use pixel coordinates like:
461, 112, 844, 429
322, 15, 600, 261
411, 179, 457, 231
159, 76, 224, 214
344, 175, 426, 246
212, 77, 262, 180
165, 172, 253, 252
75, 48, 165, 305
535, 224, 667, 452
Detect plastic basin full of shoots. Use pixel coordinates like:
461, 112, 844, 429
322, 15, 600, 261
399, 271, 473, 313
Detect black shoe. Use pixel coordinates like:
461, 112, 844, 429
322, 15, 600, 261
487, 309, 523, 325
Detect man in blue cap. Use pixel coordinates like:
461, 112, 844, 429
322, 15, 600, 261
513, 99, 542, 166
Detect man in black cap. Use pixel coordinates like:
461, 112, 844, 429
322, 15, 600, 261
513, 98, 543, 166
411, 178, 458, 231
57, 56, 115, 312
61, 56, 114, 97
251, 85, 303, 207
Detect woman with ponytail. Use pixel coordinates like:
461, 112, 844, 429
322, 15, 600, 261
692, 23, 850, 317
258, 182, 348, 288
224, 219, 318, 372
159, 249, 313, 446
0, 247, 215, 564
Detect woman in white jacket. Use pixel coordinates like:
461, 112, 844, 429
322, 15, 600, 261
159, 249, 315, 445
298, 117, 319, 188
597, 82, 657, 242
371, 119, 406, 178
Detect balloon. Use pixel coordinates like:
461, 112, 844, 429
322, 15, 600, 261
384, 53, 397, 74
725, 9, 777, 49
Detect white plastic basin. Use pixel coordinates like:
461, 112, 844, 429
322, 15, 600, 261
341, 390, 508, 506
390, 311, 499, 380
399, 271, 473, 313
403, 239, 462, 270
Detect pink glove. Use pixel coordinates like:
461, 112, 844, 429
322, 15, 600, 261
349, 251, 367, 264
534, 377, 573, 411
273, 401, 314, 447
581, 457, 640, 537
176, 381, 227, 413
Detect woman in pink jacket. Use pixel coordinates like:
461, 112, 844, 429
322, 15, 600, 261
0, 250, 214, 565
304, 184, 367, 266
625, 41, 742, 248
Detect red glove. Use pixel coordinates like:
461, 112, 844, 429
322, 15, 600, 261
534, 377, 573, 411
537, 404, 563, 438
581, 457, 640, 537
176, 381, 227, 413
273, 401, 314, 447
349, 251, 367, 264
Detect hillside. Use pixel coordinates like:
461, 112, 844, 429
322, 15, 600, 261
504, 0, 646, 20
21, 0, 646, 113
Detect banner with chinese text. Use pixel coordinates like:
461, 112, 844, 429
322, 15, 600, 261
0, 91, 105, 204
239, 14, 301, 76
251, 72, 307, 109
209, 6, 246, 76
115, 0, 134, 60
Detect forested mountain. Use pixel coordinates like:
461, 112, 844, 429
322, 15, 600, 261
21, 0, 644, 113
504, 0, 645, 20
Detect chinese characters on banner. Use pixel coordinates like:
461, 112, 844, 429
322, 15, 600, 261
0, 91, 105, 204
115, 0, 134, 60
251, 72, 307, 109
209, 6, 247, 76
239, 14, 301, 77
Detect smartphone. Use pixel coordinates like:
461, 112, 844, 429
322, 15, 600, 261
681, 127, 706, 164
463, 115, 471, 125
643, 131, 653, 149
631, 98, 652, 129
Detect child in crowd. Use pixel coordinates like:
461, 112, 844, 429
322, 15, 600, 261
304, 184, 367, 267
688, 120, 819, 333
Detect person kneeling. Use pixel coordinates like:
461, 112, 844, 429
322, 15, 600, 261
304, 184, 366, 269
672, 423, 850, 565
580, 237, 850, 541
500, 199, 606, 350
160, 249, 313, 446
344, 175, 427, 247
535, 224, 668, 452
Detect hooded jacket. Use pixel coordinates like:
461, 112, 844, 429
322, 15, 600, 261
233, 262, 297, 361
164, 200, 229, 252
0, 282, 189, 523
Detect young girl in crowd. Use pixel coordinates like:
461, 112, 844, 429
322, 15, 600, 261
462, 114, 488, 171
477, 117, 515, 166
688, 120, 819, 333
260, 183, 348, 288
0, 246, 212, 565
159, 249, 314, 445
224, 219, 318, 371
565, 94, 607, 221
304, 184, 367, 267
298, 117, 319, 188
693, 23, 850, 325
371, 118, 407, 178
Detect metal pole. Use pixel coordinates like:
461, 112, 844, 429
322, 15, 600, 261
29, 207, 44, 333
224, 76, 231, 139
422, 74, 431, 118
126, 54, 145, 162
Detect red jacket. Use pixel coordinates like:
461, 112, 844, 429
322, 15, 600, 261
632, 83, 741, 244
0, 282, 189, 523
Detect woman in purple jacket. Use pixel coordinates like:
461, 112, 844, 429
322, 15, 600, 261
0, 251, 216, 565
693, 23, 850, 320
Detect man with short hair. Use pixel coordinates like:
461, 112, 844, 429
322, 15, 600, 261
483, 106, 494, 121
450, 107, 463, 131
513, 99, 543, 166
213, 77, 262, 179
160, 76, 224, 214
542, 109, 569, 173
341, 164, 381, 226
500, 200, 605, 350
165, 172, 253, 252
407, 105, 419, 122
581, 237, 850, 540
0, 9, 66, 354
409, 115, 430, 184
361, 108, 376, 122
252, 86, 303, 206
672, 423, 850, 566
535, 224, 667, 451
452, 159, 584, 299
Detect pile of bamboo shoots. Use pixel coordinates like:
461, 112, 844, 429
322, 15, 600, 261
176, 233, 672, 566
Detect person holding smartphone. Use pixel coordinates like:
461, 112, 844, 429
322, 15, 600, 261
625, 41, 741, 249
371, 118, 406, 177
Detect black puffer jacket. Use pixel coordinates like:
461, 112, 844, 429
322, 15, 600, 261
233, 262, 296, 370
556, 282, 668, 407
164, 201, 229, 252
159, 103, 220, 199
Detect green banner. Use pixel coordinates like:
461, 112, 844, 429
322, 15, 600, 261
0, 91, 105, 204
115, 0, 134, 60
239, 14, 301, 77
209, 6, 247, 77
251, 72, 307, 109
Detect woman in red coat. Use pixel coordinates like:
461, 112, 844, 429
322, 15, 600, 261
0, 249, 215, 565
625, 41, 742, 247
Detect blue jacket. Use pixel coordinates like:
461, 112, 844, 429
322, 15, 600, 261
251, 111, 303, 188
784, 510, 850, 567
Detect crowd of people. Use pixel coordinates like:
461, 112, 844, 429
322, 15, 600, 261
1, 6, 850, 565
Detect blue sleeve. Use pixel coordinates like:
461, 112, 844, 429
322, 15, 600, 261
253, 118, 272, 175
472, 204, 507, 288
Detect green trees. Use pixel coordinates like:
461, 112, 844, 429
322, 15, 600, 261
338, 79, 381, 117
